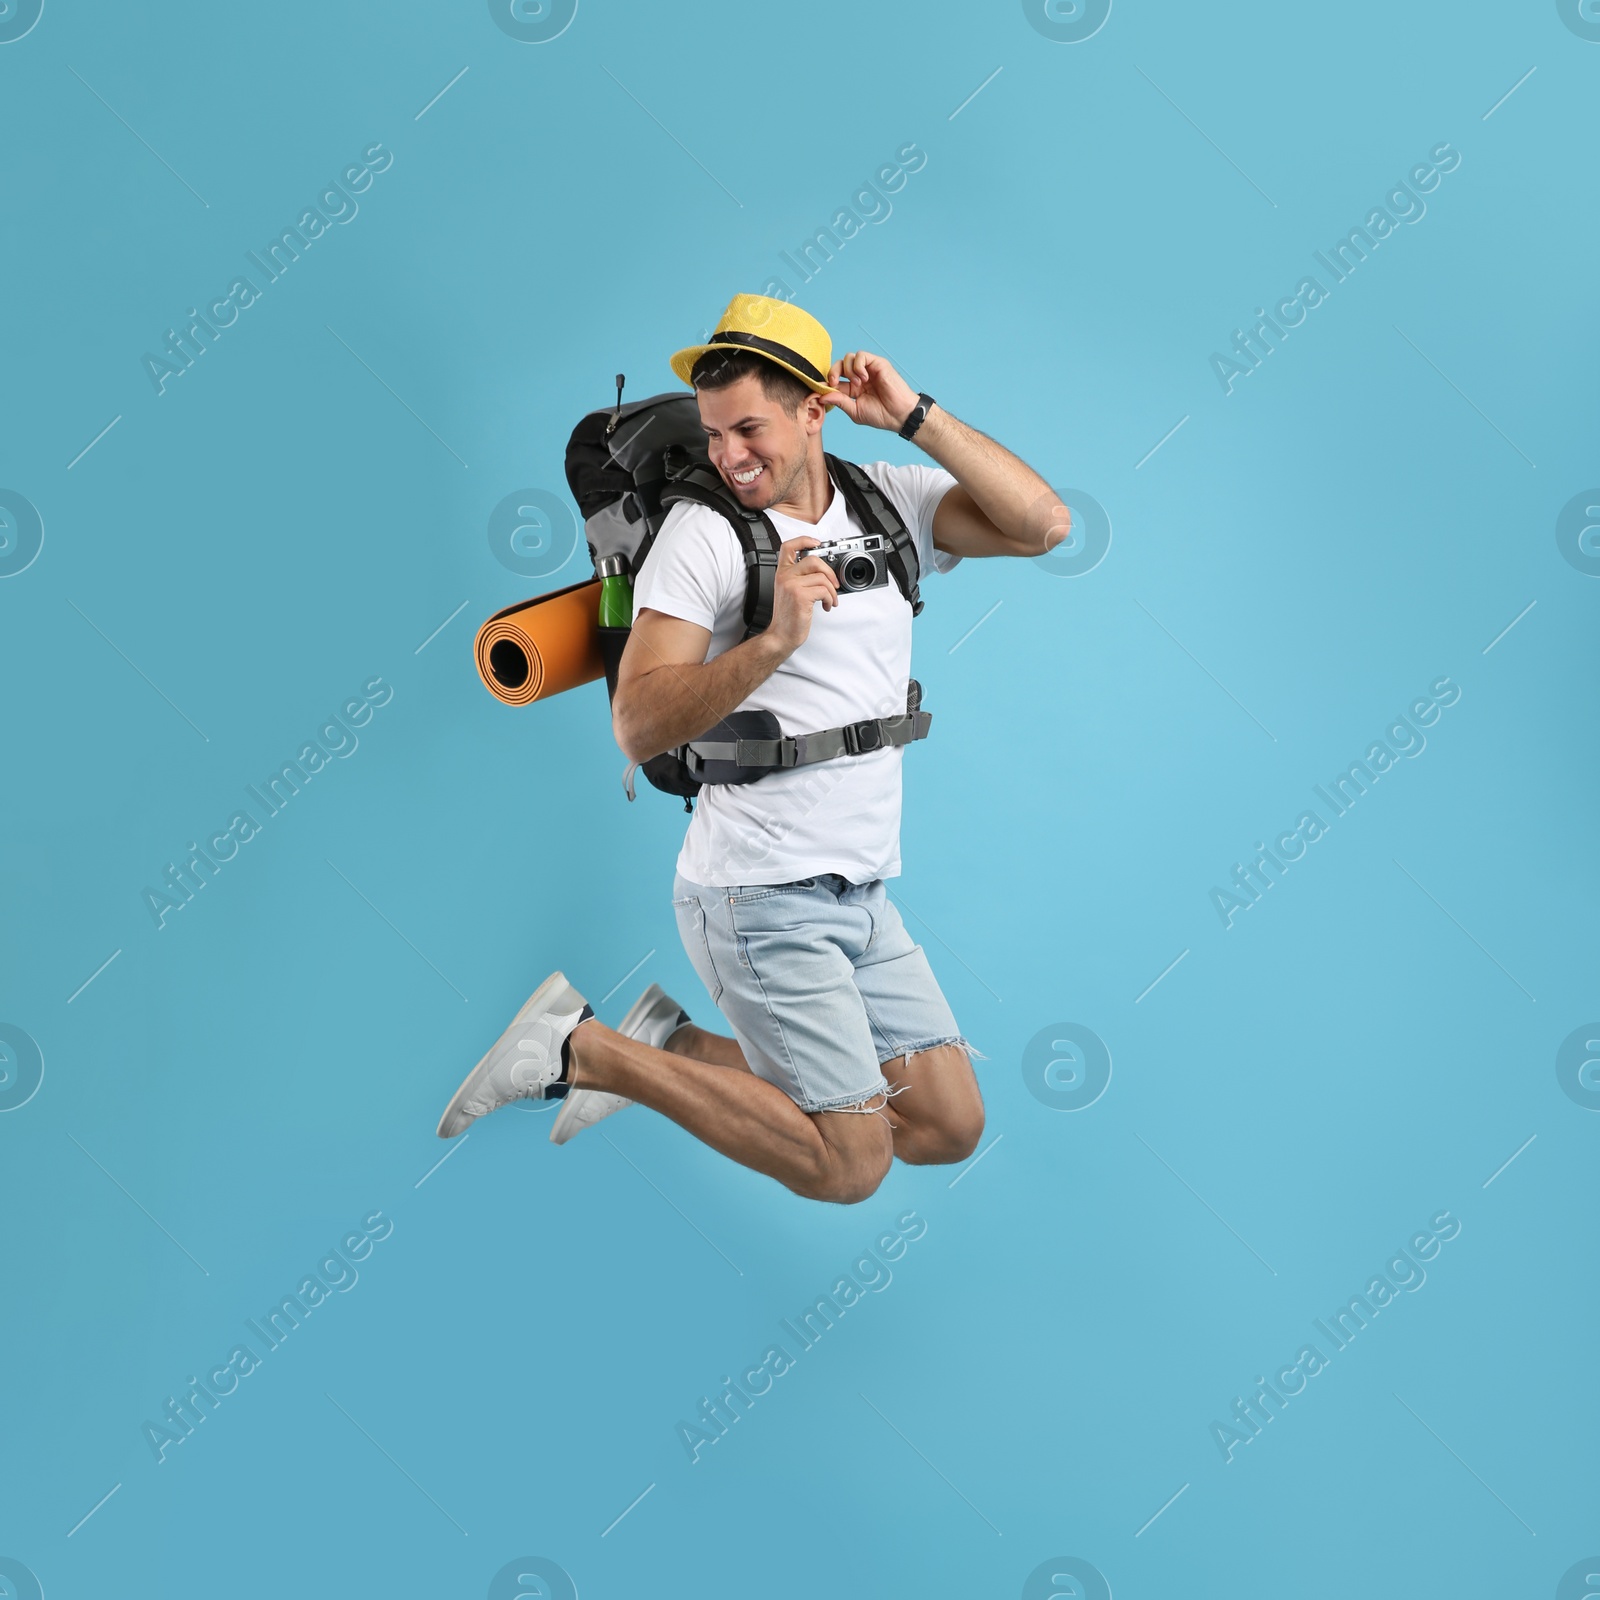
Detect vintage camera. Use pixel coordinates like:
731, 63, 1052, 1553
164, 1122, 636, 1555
811, 531, 889, 594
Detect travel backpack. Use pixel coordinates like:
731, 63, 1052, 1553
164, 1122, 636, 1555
563, 380, 932, 809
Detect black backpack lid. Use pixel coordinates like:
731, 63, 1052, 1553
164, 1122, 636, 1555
563, 391, 701, 519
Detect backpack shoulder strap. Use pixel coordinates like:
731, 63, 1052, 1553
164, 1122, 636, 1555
659, 462, 783, 638
825, 455, 924, 617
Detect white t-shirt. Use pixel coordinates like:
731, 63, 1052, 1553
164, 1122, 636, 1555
632, 460, 961, 888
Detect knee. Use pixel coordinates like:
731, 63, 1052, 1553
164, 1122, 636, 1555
814, 1161, 890, 1206
794, 1130, 893, 1206
899, 1103, 985, 1167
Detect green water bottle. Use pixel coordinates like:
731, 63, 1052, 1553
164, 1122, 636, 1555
597, 554, 634, 628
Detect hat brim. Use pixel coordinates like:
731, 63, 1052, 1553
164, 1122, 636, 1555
669, 342, 835, 395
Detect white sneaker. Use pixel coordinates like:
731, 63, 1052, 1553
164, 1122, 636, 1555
548, 982, 691, 1146
436, 971, 594, 1139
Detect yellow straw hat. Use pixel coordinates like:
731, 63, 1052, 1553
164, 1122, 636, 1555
669, 293, 834, 395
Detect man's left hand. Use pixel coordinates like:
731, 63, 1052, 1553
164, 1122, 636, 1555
820, 351, 920, 433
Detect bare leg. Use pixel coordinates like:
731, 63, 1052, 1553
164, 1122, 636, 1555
566, 1020, 891, 1204
662, 1021, 751, 1072
878, 1044, 985, 1165
657, 1023, 982, 1168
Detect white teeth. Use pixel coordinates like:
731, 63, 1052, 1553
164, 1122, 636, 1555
732, 465, 763, 484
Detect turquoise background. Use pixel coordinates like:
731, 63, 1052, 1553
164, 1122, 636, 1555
2, 1, 1596, 1595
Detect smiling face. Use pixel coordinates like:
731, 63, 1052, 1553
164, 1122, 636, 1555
696, 372, 826, 514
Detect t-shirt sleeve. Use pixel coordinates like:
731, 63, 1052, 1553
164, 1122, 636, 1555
864, 460, 963, 577
632, 503, 742, 631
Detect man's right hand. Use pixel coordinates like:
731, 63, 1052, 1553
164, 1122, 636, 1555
766, 534, 840, 658
614, 535, 838, 763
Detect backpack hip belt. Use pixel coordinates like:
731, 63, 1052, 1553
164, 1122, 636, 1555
622, 682, 930, 802
681, 682, 931, 783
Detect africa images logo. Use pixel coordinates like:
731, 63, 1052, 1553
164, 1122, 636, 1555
0, 489, 44, 578
674, 1211, 928, 1463
140, 144, 395, 397
141, 677, 393, 929
1207, 1211, 1461, 1463
141, 1212, 393, 1463
1208, 143, 1462, 395
1209, 677, 1461, 928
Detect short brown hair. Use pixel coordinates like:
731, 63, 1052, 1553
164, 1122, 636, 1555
690, 348, 813, 414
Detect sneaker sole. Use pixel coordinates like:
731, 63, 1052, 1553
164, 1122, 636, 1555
436, 970, 569, 1139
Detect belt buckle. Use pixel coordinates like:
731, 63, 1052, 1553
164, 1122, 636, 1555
848, 719, 882, 754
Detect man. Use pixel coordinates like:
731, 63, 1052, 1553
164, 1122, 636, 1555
437, 294, 1068, 1204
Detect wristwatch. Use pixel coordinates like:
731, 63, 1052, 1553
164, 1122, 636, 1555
898, 392, 936, 441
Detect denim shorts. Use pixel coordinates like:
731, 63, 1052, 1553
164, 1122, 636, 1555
671, 871, 974, 1114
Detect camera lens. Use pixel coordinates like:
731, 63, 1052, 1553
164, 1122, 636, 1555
842, 555, 875, 590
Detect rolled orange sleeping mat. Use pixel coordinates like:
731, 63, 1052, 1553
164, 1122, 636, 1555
474, 578, 605, 706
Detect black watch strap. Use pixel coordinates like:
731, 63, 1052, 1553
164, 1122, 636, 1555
898, 392, 936, 441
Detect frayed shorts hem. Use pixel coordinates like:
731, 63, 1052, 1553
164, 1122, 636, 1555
802, 1032, 984, 1116
784, 1038, 987, 1114
795, 1077, 893, 1116
878, 1034, 988, 1069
